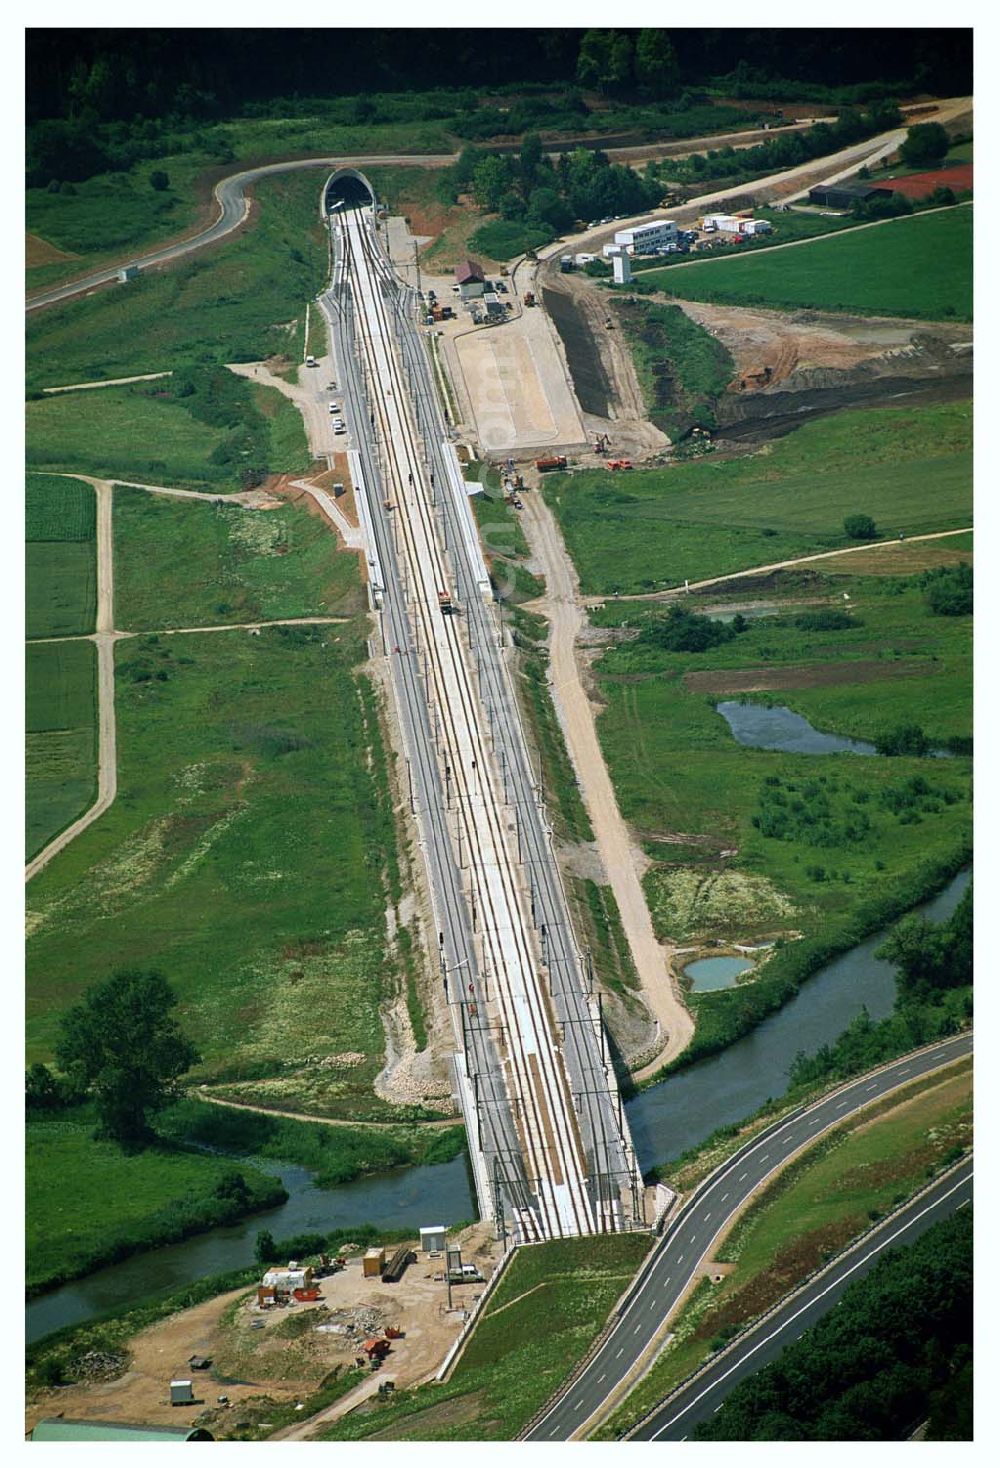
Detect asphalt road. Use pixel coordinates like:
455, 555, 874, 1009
525, 1030, 972, 1439
25, 154, 455, 314
634, 1156, 973, 1440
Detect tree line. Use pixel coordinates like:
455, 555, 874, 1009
27, 29, 970, 128
695, 1207, 971, 1440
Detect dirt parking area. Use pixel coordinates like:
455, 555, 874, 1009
453, 308, 586, 453
27, 1227, 501, 1440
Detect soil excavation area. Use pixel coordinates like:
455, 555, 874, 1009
27, 1227, 500, 1441
677, 298, 972, 395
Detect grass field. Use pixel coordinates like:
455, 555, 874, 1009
591, 564, 971, 941
26, 374, 310, 491
321, 1233, 652, 1441
26, 640, 97, 860
25, 624, 401, 1118
113, 489, 364, 629
26, 171, 330, 389
646, 206, 972, 321
584, 551, 972, 1064
543, 401, 972, 596
26, 474, 96, 639
601, 1062, 972, 1437
26, 1105, 285, 1295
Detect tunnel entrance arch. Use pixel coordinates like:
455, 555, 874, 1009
321, 168, 376, 219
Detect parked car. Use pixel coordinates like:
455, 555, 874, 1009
333, 422, 346, 435
328, 402, 337, 413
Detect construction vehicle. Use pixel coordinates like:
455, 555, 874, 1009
524, 291, 536, 307
438, 588, 456, 616
606, 459, 633, 471
364, 1338, 392, 1361
377, 1381, 396, 1397
593, 433, 610, 455
535, 455, 567, 473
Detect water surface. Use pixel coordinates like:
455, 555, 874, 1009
683, 956, 753, 992
717, 700, 877, 756
624, 869, 969, 1175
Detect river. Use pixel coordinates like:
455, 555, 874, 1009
27, 870, 968, 1345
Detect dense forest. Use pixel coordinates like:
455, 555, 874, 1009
27, 28, 971, 127
695, 1208, 972, 1440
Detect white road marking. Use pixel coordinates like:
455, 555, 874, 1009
616, 1347, 625, 1358
598, 1374, 606, 1384
739, 1172, 748, 1181
721, 1192, 729, 1202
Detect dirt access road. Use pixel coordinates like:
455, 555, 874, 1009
580, 527, 975, 607
519, 491, 693, 1075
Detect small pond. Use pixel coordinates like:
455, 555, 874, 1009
683, 955, 753, 992
717, 701, 877, 756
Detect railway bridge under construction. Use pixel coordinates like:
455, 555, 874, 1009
319, 175, 642, 1242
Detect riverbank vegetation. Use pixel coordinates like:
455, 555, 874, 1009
319, 1233, 651, 1442
543, 401, 972, 596
697, 1207, 971, 1440
603, 1061, 971, 1437
26, 1103, 287, 1296
160, 1099, 466, 1188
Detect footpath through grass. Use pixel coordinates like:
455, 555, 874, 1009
26, 1104, 285, 1296
646, 206, 972, 322
601, 1061, 972, 1437
543, 401, 972, 596
113, 488, 364, 629
26, 640, 97, 861
26, 473, 96, 639
320, 1233, 651, 1441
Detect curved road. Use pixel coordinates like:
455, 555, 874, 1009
25, 153, 453, 314
25, 96, 971, 317
524, 1029, 972, 1439
631, 1156, 972, 1439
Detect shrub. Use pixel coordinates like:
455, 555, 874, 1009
793, 609, 859, 631
639, 605, 734, 653
844, 513, 878, 541
923, 563, 972, 617
875, 723, 930, 757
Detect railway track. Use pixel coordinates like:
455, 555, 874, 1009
328, 202, 637, 1239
